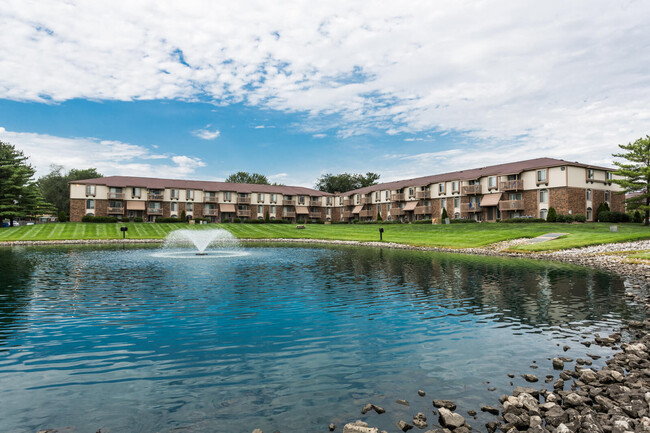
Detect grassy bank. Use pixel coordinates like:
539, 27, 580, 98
0, 222, 649, 251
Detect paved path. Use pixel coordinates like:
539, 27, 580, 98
525, 232, 568, 244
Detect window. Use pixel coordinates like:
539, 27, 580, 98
271, 205, 275, 213
171, 202, 178, 212
186, 190, 194, 200
441, 198, 446, 209
409, 187, 414, 196
385, 191, 389, 200
510, 193, 522, 201
586, 189, 592, 200
452, 181, 459, 192
299, 195, 305, 204
224, 192, 231, 201
327, 208, 331, 216
375, 191, 380, 201
605, 190, 610, 202
540, 209, 548, 220
109, 200, 122, 208
587, 169, 594, 179
454, 197, 460, 208
439, 183, 445, 194
327, 197, 332, 205
271, 194, 277, 203
86, 199, 94, 209
488, 176, 496, 188
606, 172, 613, 181
258, 205, 263, 213
587, 207, 593, 220
171, 189, 179, 199
454, 212, 460, 219
539, 189, 548, 203
356, 195, 360, 204
86, 185, 95, 196
258, 193, 264, 202
132, 187, 141, 198
537, 170, 547, 182
186, 203, 193, 212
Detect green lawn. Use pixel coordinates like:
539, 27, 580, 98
1, 222, 649, 251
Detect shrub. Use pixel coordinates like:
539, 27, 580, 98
155, 217, 183, 223
597, 211, 630, 223
546, 207, 557, 222
596, 202, 610, 217
264, 210, 270, 223
181, 210, 186, 221
412, 219, 433, 224
58, 211, 68, 222
502, 218, 547, 223
634, 210, 643, 223
376, 211, 383, 222
441, 208, 448, 220
243, 219, 268, 224
556, 214, 574, 223
222, 217, 230, 223
192, 217, 207, 223
573, 214, 586, 223
296, 219, 305, 224
81, 215, 118, 223
358, 220, 401, 224
450, 218, 478, 224
133, 217, 143, 223
233, 218, 241, 223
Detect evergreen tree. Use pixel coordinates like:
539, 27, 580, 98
376, 210, 383, 222
38, 165, 102, 214
441, 207, 448, 220
547, 207, 557, 222
612, 135, 650, 225
634, 210, 643, 224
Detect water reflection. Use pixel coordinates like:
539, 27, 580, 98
0, 244, 640, 433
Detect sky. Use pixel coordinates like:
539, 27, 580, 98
1, 0, 649, 187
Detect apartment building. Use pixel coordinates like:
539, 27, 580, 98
69, 177, 336, 222
337, 158, 624, 222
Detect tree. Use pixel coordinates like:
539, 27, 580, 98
225, 171, 270, 184
0, 141, 54, 226
612, 135, 650, 225
38, 165, 103, 216
376, 210, 383, 222
315, 172, 380, 193
441, 207, 448, 220
547, 207, 557, 222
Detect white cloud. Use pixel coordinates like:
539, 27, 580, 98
268, 172, 288, 181
192, 128, 221, 140
312, 133, 327, 139
0, 0, 649, 159
0, 127, 207, 178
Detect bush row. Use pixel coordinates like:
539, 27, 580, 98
81, 215, 118, 223
597, 211, 631, 223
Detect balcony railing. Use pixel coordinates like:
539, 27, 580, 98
342, 211, 353, 219
148, 193, 164, 200
237, 209, 251, 217
499, 200, 524, 211
415, 191, 431, 199
360, 197, 372, 204
237, 197, 251, 204
391, 193, 405, 201
108, 192, 124, 199
414, 206, 432, 215
148, 208, 163, 215
107, 206, 124, 214
204, 195, 218, 203
203, 208, 218, 216
284, 211, 296, 218
499, 180, 523, 191
391, 208, 405, 216
283, 199, 296, 206
309, 211, 321, 218
343, 199, 352, 206
462, 185, 482, 195
309, 199, 321, 206
359, 210, 374, 218
460, 203, 482, 213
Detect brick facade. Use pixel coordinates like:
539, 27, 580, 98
611, 191, 625, 213
523, 190, 538, 217
70, 199, 86, 222
95, 199, 108, 217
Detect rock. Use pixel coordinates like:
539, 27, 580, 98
437, 407, 466, 429
580, 369, 599, 383
361, 403, 374, 414
252, 430, 263, 433
371, 405, 385, 414
396, 399, 409, 406
396, 420, 413, 432
343, 421, 378, 433
412, 412, 427, 429
555, 423, 571, 433
467, 410, 477, 417
480, 405, 500, 415
545, 405, 568, 427
563, 345, 570, 352
564, 392, 587, 407
418, 390, 426, 397
329, 424, 336, 431
553, 358, 565, 369
513, 386, 539, 399
432, 399, 456, 410
522, 374, 539, 383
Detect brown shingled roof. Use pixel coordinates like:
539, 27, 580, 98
71, 176, 333, 197
341, 157, 615, 196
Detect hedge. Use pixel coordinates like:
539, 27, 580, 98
598, 211, 631, 223
82, 215, 118, 223
155, 217, 184, 223
502, 218, 547, 223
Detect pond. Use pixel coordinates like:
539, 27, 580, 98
0, 244, 640, 432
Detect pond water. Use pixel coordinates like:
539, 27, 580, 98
0, 244, 641, 433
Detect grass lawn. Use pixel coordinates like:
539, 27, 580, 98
0, 221, 649, 251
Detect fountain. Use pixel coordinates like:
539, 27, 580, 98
154, 228, 248, 258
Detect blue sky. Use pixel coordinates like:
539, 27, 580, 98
1, 1, 649, 187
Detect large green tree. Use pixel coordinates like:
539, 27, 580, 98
612, 135, 650, 225
225, 171, 270, 184
38, 165, 103, 217
0, 141, 54, 226
315, 172, 380, 194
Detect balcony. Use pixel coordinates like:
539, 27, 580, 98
203, 208, 218, 216
343, 199, 352, 206
360, 197, 372, 204
391, 193, 405, 201
107, 206, 124, 214
391, 208, 405, 216
148, 193, 164, 200
204, 195, 218, 203
499, 200, 524, 211
359, 210, 374, 218
414, 206, 432, 215
108, 192, 124, 199
284, 211, 296, 218
237, 197, 251, 204
499, 180, 523, 191
283, 199, 296, 206
148, 208, 163, 215
462, 185, 482, 195
415, 191, 431, 199
309, 211, 321, 218
460, 203, 482, 213
237, 209, 251, 217
342, 211, 353, 219
309, 199, 322, 206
